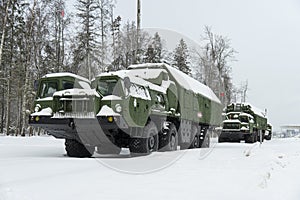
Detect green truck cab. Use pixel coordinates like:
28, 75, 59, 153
29, 72, 97, 139
219, 103, 268, 143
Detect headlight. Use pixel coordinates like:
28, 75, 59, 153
107, 116, 114, 123
34, 104, 41, 112
115, 104, 122, 113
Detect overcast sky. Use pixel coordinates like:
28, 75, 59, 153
114, 0, 300, 131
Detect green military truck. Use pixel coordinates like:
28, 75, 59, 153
219, 103, 268, 143
30, 63, 223, 157
94, 63, 223, 155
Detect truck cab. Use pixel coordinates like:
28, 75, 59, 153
219, 103, 268, 143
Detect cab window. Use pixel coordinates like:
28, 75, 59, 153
39, 81, 58, 98
98, 80, 117, 96
62, 81, 74, 90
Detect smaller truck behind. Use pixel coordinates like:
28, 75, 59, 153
219, 103, 268, 143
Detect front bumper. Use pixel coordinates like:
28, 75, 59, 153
219, 131, 248, 141
29, 115, 109, 146
29, 115, 76, 139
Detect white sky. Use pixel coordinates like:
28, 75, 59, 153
114, 0, 300, 131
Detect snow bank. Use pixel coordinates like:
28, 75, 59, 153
1, 137, 300, 200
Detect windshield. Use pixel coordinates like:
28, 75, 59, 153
39, 81, 58, 98
98, 80, 117, 96
240, 116, 249, 123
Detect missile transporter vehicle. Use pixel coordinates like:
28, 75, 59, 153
219, 103, 268, 143
30, 63, 223, 157
94, 63, 223, 154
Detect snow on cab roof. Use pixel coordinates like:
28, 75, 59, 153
128, 63, 221, 104
42, 72, 90, 83
96, 69, 171, 94
231, 102, 266, 118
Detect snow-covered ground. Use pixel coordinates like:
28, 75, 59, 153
0, 136, 300, 200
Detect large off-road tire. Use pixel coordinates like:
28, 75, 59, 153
265, 134, 272, 141
189, 135, 200, 149
159, 123, 178, 152
218, 137, 226, 143
245, 133, 256, 143
201, 131, 210, 148
189, 125, 200, 149
65, 139, 94, 158
130, 121, 159, 154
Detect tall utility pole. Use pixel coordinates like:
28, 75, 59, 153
136, 0, 141, 63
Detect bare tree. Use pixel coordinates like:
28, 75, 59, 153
197, 26, 237, 105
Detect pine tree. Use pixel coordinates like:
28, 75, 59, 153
173, 38, 191, 75
111, 15, 122, 70
97, 0, 114, 68
73, 0, 101, 80
144, 32, 162, 63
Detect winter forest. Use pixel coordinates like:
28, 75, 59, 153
0, 0, 243, 136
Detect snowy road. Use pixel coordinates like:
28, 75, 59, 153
0, 136, 300, 200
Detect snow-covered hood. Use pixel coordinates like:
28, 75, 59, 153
53, 88, 100, 97
223, 119, 241, 124
31, 107, 53, 116
96, 105, 120, 117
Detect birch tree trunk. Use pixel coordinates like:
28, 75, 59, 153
21, 0, 37, 136
0, 0, 10, 67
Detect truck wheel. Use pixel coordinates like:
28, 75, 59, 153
245, 134, 255, 143
218, 136, 227, 143
65, 139, 94, 158
130, 121, 158, 154
201, 131, 210, 148
96, 145, 121, 155
189, 135, 199, 149
159, 123, 178, 151
265, 134, 272, 140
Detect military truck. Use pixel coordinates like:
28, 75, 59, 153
93, 63, 223, 155
30, 63, 223, 157
219, 103, 268, 143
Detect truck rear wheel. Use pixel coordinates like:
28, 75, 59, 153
245, 133, 256, 143
65, 139, 94, 158
189, 135, 199, 148
130, 121, 158, 154
159, 123, 178, 151
201, 131, 210, 148
265, 134, 272, 140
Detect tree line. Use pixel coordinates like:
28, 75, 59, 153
0, 0, 240, 136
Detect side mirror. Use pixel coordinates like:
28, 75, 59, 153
123, 77, 131, 90
34, 80, 39, 91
